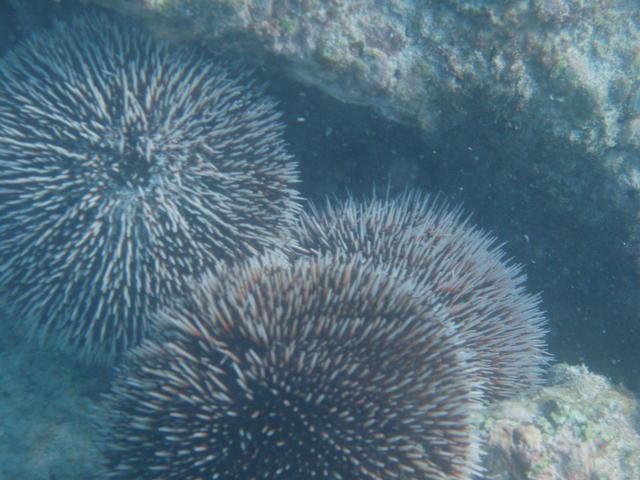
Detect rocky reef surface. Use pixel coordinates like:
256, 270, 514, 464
482, 363, 640, 480
89, 0, 640, 238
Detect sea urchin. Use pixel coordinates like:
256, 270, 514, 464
96, 254, 483, 480
294, 193, 549, 401
0, 12, 301, 358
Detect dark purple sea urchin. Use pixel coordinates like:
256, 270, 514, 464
294, 193, 550, 401
0, 13, 301, 358
96, 254, 484, 480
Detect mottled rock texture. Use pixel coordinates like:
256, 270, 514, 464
88, 0, 640, 226
481, 363, 640, 480
88, 0, 638, 148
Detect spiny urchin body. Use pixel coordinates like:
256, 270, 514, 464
0, 12, 301, 358
294, 193, 549, 400
96, 254, 484, 480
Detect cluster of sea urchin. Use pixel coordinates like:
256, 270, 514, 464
0, 12, 301, 359
0, 9, 550, 480
94, 193, 549, 480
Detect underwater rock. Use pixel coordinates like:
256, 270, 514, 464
87, 0, 640, 235
0, 313, 104, 480
85, 1, 637, 148
481, 363, 640, 480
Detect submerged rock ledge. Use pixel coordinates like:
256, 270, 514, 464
481, 363, 640, 480
90, 0, 640, 235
